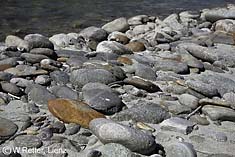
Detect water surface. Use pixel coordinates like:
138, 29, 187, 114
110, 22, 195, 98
0, 0, 234, 41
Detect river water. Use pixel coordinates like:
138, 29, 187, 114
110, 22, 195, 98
0, 0, 234, 41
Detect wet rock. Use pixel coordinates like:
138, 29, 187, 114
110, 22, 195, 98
89, 118, 158, 155
48, 99, 105, 128
178, 94, 199, 109
82, 83, 124, 115
102, 17, 129, 33
50, 71, 70, 85
24, 34, 54, 50
165, 142, 197, 157
112, 102, 170, 123
79, 26, 108, 42
96, 41, 132, 55
14, 135, 43, 148
202, 105, 235, 122
125, 41, 146, 52
160, 117, 195, 135
0, 117, 18, 140
70, 68, 116, 88
124, 77, 161, 93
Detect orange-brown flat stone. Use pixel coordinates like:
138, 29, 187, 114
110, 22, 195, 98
125, 42, 146, 52
48, 99, 105, 128
0, 64, 13, 71
117, 56, 133, 65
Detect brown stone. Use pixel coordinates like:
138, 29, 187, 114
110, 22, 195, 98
117, 56, 133, 65
111, 34, 130, 44
125, 42, 146, 52
48, 99, 105, 128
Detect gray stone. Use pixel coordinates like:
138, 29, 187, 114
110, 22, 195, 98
0, 57, 20, 67
30, 48, 57, 58
89, 118, 158, 155
10, 78, 33, 88
70, 68, 116, 88
50, 71, 70, 85
211, 31, 235, 45
79, 26, 108, 42
165, 142, 197, 157
50, 86, 79, 100
82, 83, 123, 115
112, 102, 170, 124
134, 63, 156, 81
21, 53, 49, 63
96, 41, 132, 55
102, 17, 129, 33
160, 117, 195, 135
14, 135, 42, 148
0, 117, 18, 140
0, 72, 13, 81
204, 7, 235, 22
0, 81, 23, 96
65, 123, 81, 135
178, 94, 199, 109
51, 121, 66, 134
154, 59, 189, 74
5, 35, 30, 51
128, 15, 149, 26
202, 105, 235, 122
35, 75, 51, 85
40, 58, 62, 71
66, 56, 88, 68
24, 34, 54, 50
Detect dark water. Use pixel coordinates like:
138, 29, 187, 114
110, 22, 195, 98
0, 0, 234, 41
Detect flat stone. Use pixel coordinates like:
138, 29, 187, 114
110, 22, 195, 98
96, 41, 133, 55
79, 26, 108, 42
123, 77, 161, 93
210, 31, 235, 45
134, 63, 156, 81
117, 56, 133, 65
10, 78, 33, 88
48, 99, 105, 128
0, 117, 18, 140
204, 7, 235, 22
89, 118, 158, 155
0, 72, 13, 81
165, 142, 197, 157
102, 17, 129, 33
70, 68, 116, 88
112, 102, 170, 124
82, 83, 123, 115
0, 57, 21, 67
21, 53, 49, 63
160, 117, 195, 135
202, 105, 235, 122
50, 71, 70, 85
14, 135, 42, 148
30, 48, 57, 58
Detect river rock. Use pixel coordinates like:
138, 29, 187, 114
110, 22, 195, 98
215, 19, 235, 34
0, 72, 13, 81
178, 94, 199, 109
210, 31, 235, 45
10, 78, 33, 87
48, 99, 105, 128
0, 57, 20, 67
50, 70, 70, 85
124, 77, 161, 93
102, 17, 129, 33
70, 68, 116, 88
24, 34, 54, 50
202, 105, 235, 122
108, 31, 130, 44
112, 102, 170, 123
204, 7, 235, 22
0, 81, 23, 96
79, 26, 108, 42
128, 15, 149, 26
82, 83, 124, 115
50, 86, 79, 100
21, 53, 49, 63
125, 41, 146, 52
40, 58, 62, 71
0, 117, 18, 140
5, 35, 30, 51
30, 48, 57, 59
165, 142, 197, 157
160, 117, 195, 135
134, 63, 156, 81
14, 135, 42, 148
89, 118, 158, 155
35, 75, 51, 85
96, 41, 132, 55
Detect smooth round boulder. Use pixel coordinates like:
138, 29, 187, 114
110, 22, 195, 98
0, 117, 18, 140
165, 142, 197, 157
89, 118, 158, 155
102, 17, 129, 33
